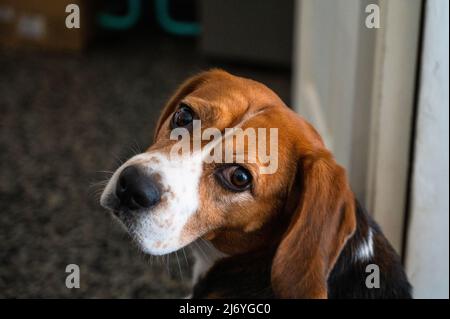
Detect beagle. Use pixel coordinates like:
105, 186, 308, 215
100, 69, 412, 298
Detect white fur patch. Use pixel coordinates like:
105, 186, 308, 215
100, 151, 203, 255
355, 228, 374, 262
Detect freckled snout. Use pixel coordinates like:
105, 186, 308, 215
116, 165, 161, 210
100, 151, 201, 255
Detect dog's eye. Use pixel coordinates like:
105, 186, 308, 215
171, 104, 194, 128
216, 165, 252, 192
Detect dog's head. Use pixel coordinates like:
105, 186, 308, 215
100, 69, 356, 298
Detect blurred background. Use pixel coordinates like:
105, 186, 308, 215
0, 0, 448, 298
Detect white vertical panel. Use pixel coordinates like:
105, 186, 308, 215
292, 0, 360, 169
366, 0, 422, 252
293, 0, 377, 203
405, 0, 449, 299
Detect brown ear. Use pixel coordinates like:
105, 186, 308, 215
271, 151, 356, 298
153, 69, 228, 141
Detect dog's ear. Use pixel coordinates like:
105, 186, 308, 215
153, 69, 228, 141
271, 150, 356, 298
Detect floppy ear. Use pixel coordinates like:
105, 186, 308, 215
271, 151, 356, 298
153, 69, 229, 141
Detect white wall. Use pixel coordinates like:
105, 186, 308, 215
405, 0, 449, 299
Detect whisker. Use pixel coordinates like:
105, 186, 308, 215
132, 139, 143, 154
199, 238, 211, 249
88, 178, 110, 195
166, 254, 172, 276
127, 144, 139, 157
182, 247, 189, 268
175, 251, 183, 280
88, 183, 109, 200
199, 238, 213, 261
194, 240, 209, 261
96, 170, 115, 175
113, 154, 125, 168
91, 180, 108, 188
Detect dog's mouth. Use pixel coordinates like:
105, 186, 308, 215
99, 151, 204, 255
100, 190, 185, 255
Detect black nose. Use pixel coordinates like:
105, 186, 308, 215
116, 165, 161, 210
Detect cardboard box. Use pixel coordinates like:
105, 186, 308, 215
0, 0, 95, 51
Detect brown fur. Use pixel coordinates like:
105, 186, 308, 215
151, 69, 358, 298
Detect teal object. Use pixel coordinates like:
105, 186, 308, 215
99, 0, 141, 30
155, 0, 200, 36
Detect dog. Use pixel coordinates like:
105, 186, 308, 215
100, 69, 412, 298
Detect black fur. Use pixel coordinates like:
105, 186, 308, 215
327, 200, 412, 298
193, 200, 412, 299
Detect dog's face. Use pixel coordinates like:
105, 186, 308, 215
101, 70, 356, 298
101, 70, 296, 254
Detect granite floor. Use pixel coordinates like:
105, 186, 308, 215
0, 34, 290, 298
